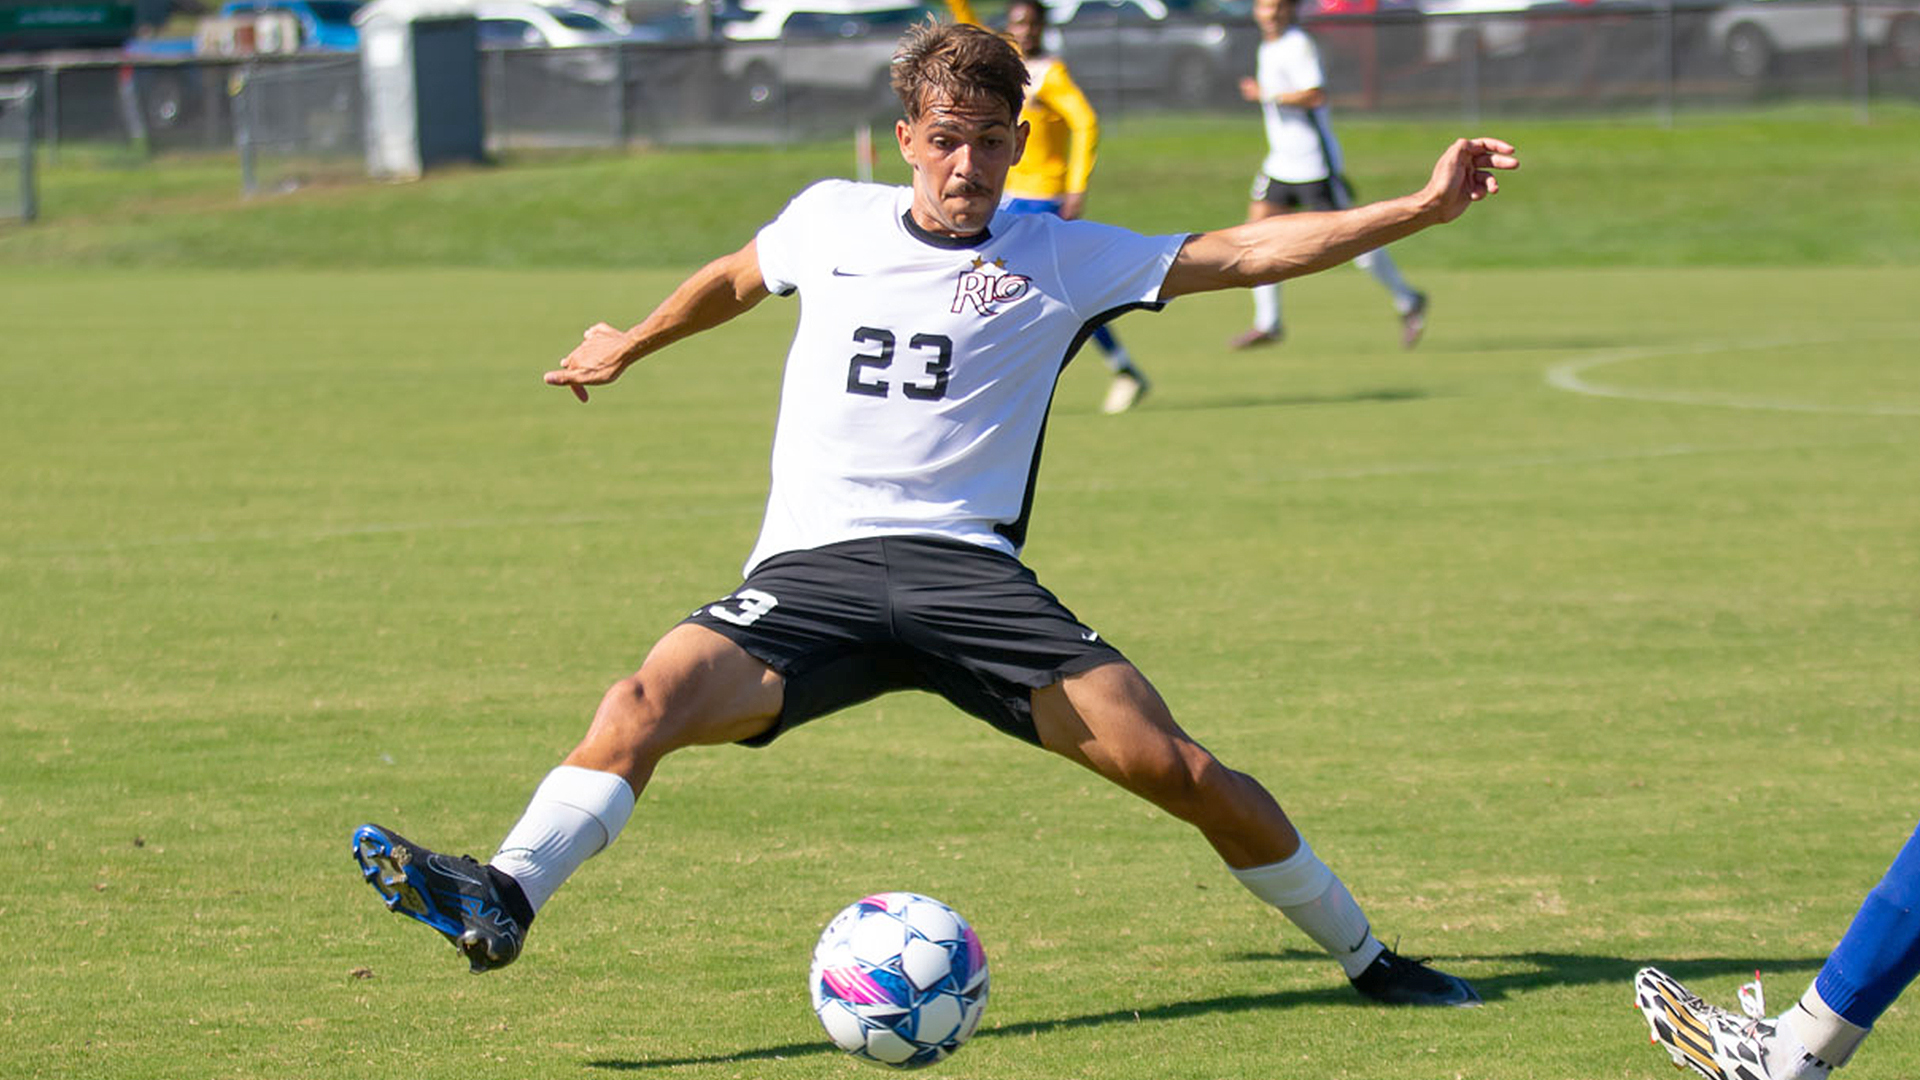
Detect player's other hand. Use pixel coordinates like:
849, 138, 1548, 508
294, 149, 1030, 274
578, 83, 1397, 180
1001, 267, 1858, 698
545, 322, 635, 403
1423, 137, 1518, 224
1237, 76, 1261, 103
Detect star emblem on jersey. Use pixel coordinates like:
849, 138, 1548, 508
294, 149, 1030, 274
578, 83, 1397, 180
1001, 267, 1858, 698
951, 256, 1031, 317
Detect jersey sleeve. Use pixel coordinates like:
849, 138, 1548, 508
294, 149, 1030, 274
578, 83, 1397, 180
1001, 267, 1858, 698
1276, 30, 1325, 92
756, 180, 840, 296
944, 0, 980, 25
1032, 62, 1099, 194
1049, 220, 1187, 317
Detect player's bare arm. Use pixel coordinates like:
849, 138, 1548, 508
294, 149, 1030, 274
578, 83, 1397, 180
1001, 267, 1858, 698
1162, 136, 1516, 299
1237, 77, 1325, 109
544, 240, 770, 402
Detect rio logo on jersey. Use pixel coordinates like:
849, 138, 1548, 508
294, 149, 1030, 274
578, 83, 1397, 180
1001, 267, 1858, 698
951, 256, 1032, 317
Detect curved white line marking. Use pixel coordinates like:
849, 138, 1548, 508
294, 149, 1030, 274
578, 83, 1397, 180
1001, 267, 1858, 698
1545, 337, 1920, 417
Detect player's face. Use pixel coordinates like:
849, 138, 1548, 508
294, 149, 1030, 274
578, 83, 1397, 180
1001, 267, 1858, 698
1254, 0, 1290, 36
896, 92, 1027, 238
1006, 3, 1044, 56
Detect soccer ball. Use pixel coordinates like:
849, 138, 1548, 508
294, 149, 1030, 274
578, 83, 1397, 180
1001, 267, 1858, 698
809, 892, 989, 1069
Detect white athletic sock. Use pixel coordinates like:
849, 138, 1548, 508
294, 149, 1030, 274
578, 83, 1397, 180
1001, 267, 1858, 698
1779, 983, 1870, 1075
1251, 283, 1281, 335
490, 765, 636, 913
1354, 248, 1418, 313
1230, 842, 1385, 978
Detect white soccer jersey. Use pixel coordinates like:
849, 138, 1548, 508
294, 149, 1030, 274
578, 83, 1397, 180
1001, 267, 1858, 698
1256, 26, 1342, 184
745, 179, 1186, 574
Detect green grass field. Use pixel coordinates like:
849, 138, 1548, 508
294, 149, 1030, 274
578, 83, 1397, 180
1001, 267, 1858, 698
3, 108, 1918, 1080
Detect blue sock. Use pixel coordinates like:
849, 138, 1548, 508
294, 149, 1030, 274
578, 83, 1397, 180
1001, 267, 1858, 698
1814, 820, 1920, 1028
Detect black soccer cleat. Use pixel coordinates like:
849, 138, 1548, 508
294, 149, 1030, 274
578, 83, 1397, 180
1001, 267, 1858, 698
1350, 947, 1482, 1007
352, 823, 534, 973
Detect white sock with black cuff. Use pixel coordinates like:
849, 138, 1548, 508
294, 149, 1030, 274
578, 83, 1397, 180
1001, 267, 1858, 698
1780, 984, 1870, 1075
490, 765, 636, 913
1230, 841, 1386, 978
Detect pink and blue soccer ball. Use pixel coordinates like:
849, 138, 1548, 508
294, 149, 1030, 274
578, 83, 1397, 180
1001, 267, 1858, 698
809, 892, 989, 1069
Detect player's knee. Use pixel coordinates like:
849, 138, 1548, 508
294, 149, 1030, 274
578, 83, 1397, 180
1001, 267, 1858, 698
590, 675, 671, 744
1129, 743, 1227, 817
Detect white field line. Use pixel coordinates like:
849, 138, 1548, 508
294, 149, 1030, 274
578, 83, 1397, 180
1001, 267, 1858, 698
1544, 337, 1920, 417
8, 510, 692, 557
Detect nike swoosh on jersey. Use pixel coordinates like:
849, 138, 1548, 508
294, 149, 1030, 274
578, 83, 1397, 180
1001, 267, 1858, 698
830, 267, 868, 277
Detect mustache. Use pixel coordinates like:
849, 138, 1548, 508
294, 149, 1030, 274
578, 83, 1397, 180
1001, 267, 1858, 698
944, 178, 992, 198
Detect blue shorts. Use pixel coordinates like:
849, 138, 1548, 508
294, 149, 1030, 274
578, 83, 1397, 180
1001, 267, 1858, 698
1001, 197, 1067, 218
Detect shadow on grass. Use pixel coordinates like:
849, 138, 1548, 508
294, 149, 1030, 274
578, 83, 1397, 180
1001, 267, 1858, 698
1139, 386, 1433, 415
584, 948, 1826, 1071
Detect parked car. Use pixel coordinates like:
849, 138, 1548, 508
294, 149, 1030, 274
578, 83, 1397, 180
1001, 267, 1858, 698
1707, 0, 1920, 79
1044, 0, 1243, 106
1414, 0, 1536, 62
719, 0, 937, 112
475, 0, 633, 46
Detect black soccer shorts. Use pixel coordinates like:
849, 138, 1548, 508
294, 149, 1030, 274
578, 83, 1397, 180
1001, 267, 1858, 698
1250, 172, 1353, 213
681, 535, 1128, 748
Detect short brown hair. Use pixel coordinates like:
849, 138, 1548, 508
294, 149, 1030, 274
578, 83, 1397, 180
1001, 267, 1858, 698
889, 19, 1027, 123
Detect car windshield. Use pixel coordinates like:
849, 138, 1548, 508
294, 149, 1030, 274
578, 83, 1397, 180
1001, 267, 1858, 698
553, 8, 614, 28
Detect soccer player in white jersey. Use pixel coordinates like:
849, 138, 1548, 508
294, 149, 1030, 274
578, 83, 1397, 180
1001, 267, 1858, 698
1228, 0, 1430, 351
351, 19, 1517, 1014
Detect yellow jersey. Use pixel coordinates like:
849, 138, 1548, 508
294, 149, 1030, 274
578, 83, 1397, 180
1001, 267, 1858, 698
945, 0, 1100, 200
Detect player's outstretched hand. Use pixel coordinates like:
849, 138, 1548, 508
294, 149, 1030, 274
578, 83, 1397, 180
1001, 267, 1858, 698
1424, 137, 1518, 224
544, 322, 636, 403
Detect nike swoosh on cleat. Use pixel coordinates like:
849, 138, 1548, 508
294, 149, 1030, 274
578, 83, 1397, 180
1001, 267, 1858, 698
426, 854, 484, 886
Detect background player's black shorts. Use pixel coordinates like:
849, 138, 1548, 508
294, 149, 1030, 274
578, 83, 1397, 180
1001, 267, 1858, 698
1250, 172, 1354, 212
681, 535, 1128, 748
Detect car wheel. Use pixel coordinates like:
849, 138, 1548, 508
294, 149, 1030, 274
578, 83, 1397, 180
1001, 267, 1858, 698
1167, 51, 1216, 108
1722, 21, 1775, 81
740, 60, 782, 112
1887, 13, 1920, 70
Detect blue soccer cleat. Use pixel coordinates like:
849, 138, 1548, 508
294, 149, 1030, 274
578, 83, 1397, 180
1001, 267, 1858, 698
352, 823, 533, 973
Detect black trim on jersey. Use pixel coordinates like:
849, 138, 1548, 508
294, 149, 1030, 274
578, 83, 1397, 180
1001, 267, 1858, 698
993, 299, 1167, 549
1308, 105, 1341, 187
901, 210, 994, 250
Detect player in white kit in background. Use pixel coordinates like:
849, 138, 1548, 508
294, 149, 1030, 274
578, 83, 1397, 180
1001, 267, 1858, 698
1230, 0, 1430, 351
350, 17, 1518, 1022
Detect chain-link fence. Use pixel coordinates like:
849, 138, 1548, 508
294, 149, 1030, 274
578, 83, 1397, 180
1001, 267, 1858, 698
0, 79, 36, 222
232, 54, 363, 196
1, 1, 1916, 169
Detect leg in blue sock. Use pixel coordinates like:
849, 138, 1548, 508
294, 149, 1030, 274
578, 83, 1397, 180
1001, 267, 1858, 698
1815, 820, 1920, 1028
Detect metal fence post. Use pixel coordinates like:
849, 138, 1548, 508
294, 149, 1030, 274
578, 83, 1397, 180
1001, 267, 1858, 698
614, 44, 628, 147
3, 81, 38, 222
235, 62, 257, 197
41, 66, 58, 165
1848, 0, 1870, 124
1462, 18, 1481, 127
1657, 0, 1675, 129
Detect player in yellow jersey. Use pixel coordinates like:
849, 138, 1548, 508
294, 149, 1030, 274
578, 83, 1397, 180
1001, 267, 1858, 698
949, 0, 1151, 414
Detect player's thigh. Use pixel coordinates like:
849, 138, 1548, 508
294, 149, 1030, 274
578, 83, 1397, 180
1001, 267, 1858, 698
1031, 661, 1207, 787
622, 622, 785, 749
